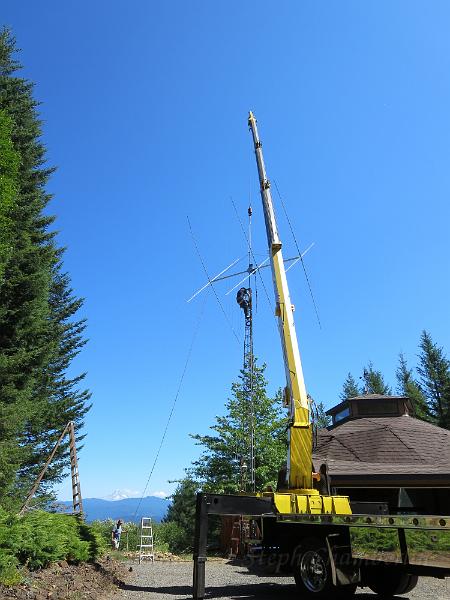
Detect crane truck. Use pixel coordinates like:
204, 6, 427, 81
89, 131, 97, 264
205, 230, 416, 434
192, 112, 450, 599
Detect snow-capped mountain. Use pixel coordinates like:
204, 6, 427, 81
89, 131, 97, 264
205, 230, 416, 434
56, 494, 170, 523
102, 489, 142, 501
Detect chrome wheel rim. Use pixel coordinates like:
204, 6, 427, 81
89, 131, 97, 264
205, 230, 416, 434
300, 550, 327, 593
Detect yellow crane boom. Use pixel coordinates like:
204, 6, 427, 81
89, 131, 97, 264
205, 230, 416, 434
248, 111, 313, 492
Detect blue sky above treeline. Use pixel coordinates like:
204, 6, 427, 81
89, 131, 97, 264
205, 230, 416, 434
2, 1, 450, 499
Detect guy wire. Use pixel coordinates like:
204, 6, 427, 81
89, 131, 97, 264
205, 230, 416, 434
187, 216, 241, 346
273, 180, 322, 329
133, 295, 206, 519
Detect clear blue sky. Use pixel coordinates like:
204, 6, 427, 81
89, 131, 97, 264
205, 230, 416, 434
3, 2, 450, 500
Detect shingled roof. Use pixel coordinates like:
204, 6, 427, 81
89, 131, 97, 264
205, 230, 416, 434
312, 415, 450, 487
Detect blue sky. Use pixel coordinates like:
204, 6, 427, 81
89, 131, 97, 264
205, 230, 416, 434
3, 1, 450, 500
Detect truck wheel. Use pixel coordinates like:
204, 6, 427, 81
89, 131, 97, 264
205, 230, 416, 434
368, 570, 418, 597
293, 538, 357, 599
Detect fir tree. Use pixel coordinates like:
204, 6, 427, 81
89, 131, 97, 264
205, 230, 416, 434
17, 268, 92, 499
361, 362, 392, 395
417, 331, 450, 429
0, 29, 90, 507
311, 399, 331, 429
163, 478, 198, 552
190, 361, 288, 493
340, 373, 361, 400
0, 109, 18, 281
396, 353, 429, 421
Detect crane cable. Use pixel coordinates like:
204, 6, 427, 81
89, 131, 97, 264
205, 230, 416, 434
187, 216, 241, 346
273, 180, 322, 329
133, 296, 206, 519
231, 198, 274, 312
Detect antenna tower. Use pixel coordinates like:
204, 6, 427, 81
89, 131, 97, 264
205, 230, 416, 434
188, 206, 314, 492
236, 206, 256, 492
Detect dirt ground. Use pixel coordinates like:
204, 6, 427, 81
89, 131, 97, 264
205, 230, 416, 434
1, 557, 449, 600
0, 557, 127, 600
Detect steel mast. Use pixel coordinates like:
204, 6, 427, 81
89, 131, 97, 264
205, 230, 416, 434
236, 207, 256, 493
248, 111, 313, 492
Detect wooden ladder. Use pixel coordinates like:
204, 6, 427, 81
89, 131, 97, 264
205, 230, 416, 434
69, 421, 83, 514
19, 421, 83, 517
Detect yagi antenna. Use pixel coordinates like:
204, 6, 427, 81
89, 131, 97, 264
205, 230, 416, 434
187, 243, 315, 302
225, 243, 314, 295
186, 257, 242, 303
225, 257, 270, 296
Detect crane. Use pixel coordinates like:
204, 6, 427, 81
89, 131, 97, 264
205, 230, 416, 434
248, 110, 312, 493
245, 111, 350, 515
192, 113, 450, 600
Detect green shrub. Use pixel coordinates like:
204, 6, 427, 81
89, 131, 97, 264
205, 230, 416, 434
90, 520, 190, 555
0, 553, 21, 586
0, 508, 105, 585
154, 521, 190, 554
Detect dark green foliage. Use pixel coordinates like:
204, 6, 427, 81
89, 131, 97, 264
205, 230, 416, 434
351, 526, 399, 553
311, 399, 331, 429
18, 268, 92, 501
340, 372, 361, 400
163, 479, 198, 553
155, 521, 188, 554
90, 519, 138, 553
0, 109, 18, 281
396, 353, 429, 421
417, 331, 450, 428
190, 361, 288, 493
362, 362, 392, 395
0, 509, 104, 585
0, 29, 91, 508
338, 335, 450, 431
90, 519, 188, 555
351, 525, 450, 555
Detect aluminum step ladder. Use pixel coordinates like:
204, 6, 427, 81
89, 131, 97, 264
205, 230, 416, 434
138, 517, 154, 563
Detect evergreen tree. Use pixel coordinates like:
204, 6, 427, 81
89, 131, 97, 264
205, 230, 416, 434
0, 109, 18, 281
163, 478, 198, 552
340, 373, 361, 400
190, 361, 288, 493
17, 268, 92, 499
0, 29, 90, 507
361, 362, 392, 395
417, 331, 450, 429
396, 353, 429, 421
311, 399, 331, 429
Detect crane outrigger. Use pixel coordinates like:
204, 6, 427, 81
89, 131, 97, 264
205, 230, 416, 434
192, 113, 450, 599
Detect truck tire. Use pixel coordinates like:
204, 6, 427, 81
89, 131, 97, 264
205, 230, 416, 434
293, 537, 357, 599
367, 569, 418, 597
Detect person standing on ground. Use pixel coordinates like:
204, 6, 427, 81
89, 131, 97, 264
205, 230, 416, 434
111, 519, 123, 550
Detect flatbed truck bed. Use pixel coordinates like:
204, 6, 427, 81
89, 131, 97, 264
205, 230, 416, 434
193, 493, 450, 599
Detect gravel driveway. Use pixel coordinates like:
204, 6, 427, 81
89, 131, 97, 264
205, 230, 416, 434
111, 560, 449, 600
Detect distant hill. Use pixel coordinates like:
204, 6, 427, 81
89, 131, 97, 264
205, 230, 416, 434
56, 495, 170, 523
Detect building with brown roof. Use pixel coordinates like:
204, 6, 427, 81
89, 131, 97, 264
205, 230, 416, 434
312, 394, 450, 514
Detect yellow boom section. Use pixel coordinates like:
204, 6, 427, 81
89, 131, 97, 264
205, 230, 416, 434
248, 111, 313, 492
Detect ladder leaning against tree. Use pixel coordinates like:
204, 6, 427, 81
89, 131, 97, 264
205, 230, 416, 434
19, 421, 83, 517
